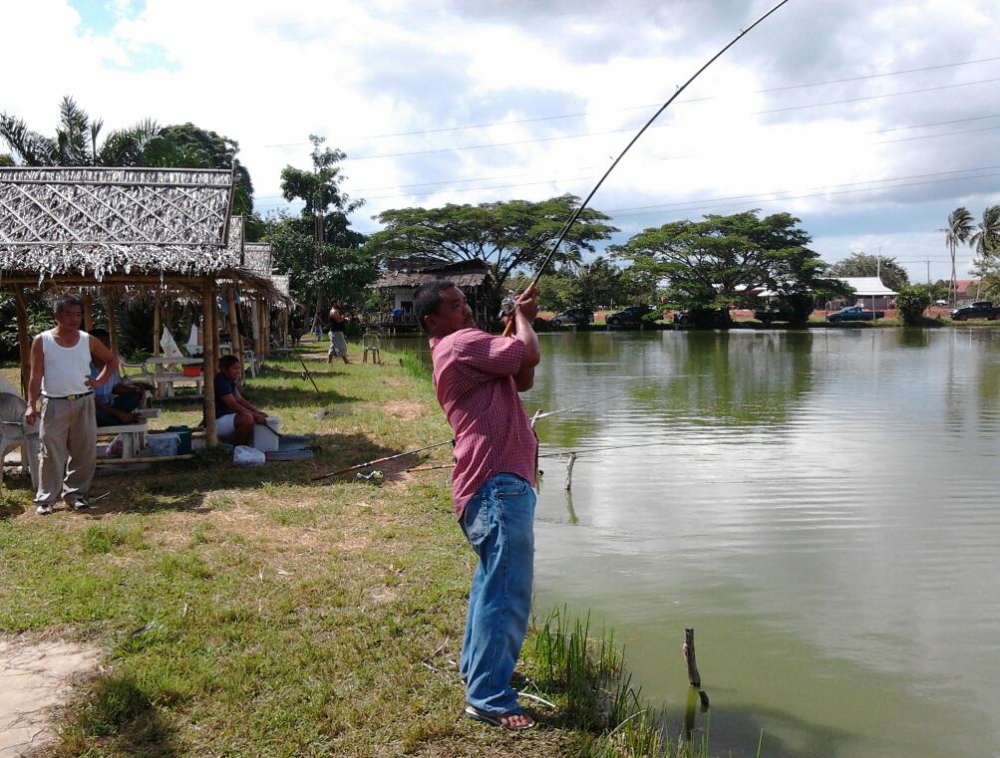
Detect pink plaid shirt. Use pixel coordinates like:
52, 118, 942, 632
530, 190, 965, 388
430, 328, 538, 519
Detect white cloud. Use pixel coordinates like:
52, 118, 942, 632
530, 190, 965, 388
2, 0, 999, 282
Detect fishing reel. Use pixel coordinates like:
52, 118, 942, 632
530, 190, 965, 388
499, 291, 517, 320
356, 469, 384, 484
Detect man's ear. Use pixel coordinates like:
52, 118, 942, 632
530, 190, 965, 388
421, 310, 438, 334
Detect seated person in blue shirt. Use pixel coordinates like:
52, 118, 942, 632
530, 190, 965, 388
90, 328, 152, 427
214, 354, 268, 445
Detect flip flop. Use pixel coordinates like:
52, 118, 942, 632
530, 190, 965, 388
464, 705, 535, 731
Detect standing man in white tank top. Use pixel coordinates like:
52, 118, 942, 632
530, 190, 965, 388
24, 296, 119, 515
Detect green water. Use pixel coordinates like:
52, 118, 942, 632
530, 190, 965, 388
524, 328, 1000, 758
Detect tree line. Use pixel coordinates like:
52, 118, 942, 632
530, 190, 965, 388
4, 98, 1000, 340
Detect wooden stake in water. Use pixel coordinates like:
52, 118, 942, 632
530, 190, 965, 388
683, 628, 711, 710
564, 452, 577, 491
684, 628, 701, 687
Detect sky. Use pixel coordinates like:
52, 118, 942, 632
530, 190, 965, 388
2, 0, 999, 285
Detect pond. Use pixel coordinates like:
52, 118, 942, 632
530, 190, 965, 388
388, 327, 1000, 757
525, 328, 1000, 758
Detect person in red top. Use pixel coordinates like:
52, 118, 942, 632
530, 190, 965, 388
414, 279, 540, 731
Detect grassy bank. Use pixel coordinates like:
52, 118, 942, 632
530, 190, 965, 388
0, 342, 693, 757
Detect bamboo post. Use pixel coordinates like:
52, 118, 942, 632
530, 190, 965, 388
202, 279, 218, 447
14, 288, 31, 398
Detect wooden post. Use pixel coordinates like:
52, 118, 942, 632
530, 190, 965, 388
81, 292, 94, 333
564, 452, 577, 491
684, 628, 701, 687
107, 292, 119, 355
14, 288, 31, 398
153, 293, 161, 357
256, 299, 265, 359
683, 628, 710, 709
202, 279, 218, 447
226, 285, 242, 362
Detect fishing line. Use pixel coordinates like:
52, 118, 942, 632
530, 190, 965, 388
501, 0, 793, 336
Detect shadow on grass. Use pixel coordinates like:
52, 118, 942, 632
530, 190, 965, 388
58, 672, 178, 758
78, 429, 450, 517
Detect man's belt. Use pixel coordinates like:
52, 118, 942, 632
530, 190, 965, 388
43, 391, 94, 400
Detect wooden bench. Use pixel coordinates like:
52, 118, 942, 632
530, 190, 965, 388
155, 372, 204, 398
96, 423, 148, 459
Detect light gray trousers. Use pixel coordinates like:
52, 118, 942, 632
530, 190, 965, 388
34, 394, 97, 506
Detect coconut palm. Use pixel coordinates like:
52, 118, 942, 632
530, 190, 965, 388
942, 207, 974, 305
0, 96, 159, 167
970, 205, 1000, 258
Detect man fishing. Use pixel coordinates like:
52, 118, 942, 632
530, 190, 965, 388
414, 280, 540, 731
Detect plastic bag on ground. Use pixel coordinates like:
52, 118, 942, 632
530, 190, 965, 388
233, 445, 266, 467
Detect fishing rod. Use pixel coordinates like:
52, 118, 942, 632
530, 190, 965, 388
538, 439, 673, 458
315, 396, 605, 480
311, 439, 453, 481
502, 0, 792, 336
529, 389, 631, 421
294, 347, 322, 395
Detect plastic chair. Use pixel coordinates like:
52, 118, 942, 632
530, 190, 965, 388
362, 331, 382, 365
0, 393, 39, 489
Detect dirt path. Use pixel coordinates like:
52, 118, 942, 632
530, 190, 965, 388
0, 638, 102, 758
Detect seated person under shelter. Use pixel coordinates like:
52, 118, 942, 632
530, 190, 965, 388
214, 354, 268, 446
90, 329, 152, 427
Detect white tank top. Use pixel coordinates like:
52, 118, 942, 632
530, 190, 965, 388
41, 330, 93, 397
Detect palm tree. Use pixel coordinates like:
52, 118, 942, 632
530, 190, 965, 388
942, 207, 974, 305
970, 205, 1000, 259
0, 96, 159, 166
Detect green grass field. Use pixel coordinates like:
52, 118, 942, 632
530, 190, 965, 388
1, 340, 700, 757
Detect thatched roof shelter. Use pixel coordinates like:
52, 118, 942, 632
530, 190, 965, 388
0, 167, 237, 281
0, 166, 264, 445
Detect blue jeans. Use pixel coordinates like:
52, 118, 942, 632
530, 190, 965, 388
459, 473, 535, 714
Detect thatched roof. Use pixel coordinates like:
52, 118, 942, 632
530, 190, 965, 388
243, 242, 272, 276
373, 258, 490, 289
0, 166, 236, 280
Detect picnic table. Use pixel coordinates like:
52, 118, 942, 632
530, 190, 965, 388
146, 356, 204, 398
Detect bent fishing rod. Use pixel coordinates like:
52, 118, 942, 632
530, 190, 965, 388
311, 439, 453, 481
502, 0, 792, 336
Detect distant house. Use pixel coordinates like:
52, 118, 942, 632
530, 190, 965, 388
829, 277, 897, 311
955, 279, 981, 303
369, 257, 492, 329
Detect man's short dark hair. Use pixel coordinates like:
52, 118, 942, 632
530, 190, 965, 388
219, 354, 240, 371
413, 280, 455, 333
54, 295, 83, 315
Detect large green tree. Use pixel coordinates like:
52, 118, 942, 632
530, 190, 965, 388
367, 194, 618, 317
272, 136, 368, 317
610, 210, 839, 325
828, 251, 910, 293
941, 207, 974, 305
265, 214, 376, 315
142, 123, 256, 220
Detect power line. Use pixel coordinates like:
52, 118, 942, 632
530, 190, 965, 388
327, 77, 1000, 163
261, 56, 1000, 147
